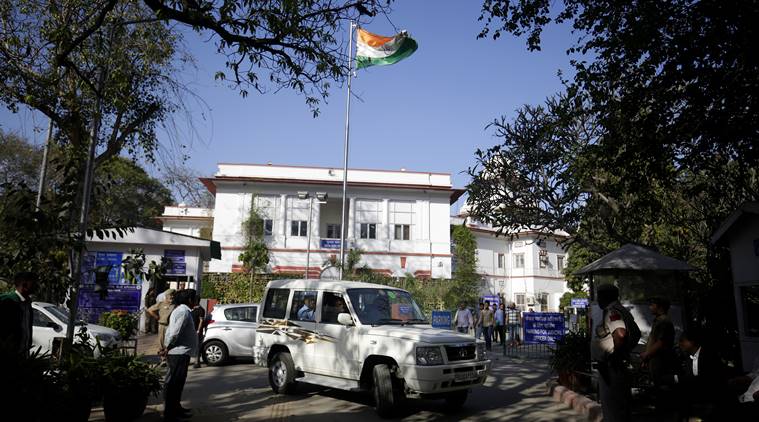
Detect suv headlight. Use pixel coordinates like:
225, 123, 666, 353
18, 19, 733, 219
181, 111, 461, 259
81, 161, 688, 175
416, 346, 444, 366
476, 342, 487, 360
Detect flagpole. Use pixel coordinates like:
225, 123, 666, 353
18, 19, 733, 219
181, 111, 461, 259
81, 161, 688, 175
339, 21, 355, 280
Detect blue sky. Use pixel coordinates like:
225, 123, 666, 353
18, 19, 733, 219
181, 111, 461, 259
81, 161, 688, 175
0, 1, 575, 211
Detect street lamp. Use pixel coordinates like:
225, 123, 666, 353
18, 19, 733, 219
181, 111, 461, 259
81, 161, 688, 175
298, 191, 328, 279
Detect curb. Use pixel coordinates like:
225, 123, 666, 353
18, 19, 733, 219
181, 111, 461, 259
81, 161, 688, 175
546, 380, 602, 422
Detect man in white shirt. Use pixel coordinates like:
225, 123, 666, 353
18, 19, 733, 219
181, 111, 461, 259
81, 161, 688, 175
160, 289, 199, 421
453, 303, 474, 334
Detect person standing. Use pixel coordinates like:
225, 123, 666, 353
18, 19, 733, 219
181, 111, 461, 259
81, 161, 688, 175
505, 302, 521, 347
0, 272, 38, 357
591, 284, 640, 422
640, 297, 676, 384
160, 289, 199, 422
454, 302, 474, 334
191, 299, 206, 369
148, 288, 175, 362
474, 302, 484, 340
480, 300, 495, 351
494, 303, 505, 346
145, 287, 158, 334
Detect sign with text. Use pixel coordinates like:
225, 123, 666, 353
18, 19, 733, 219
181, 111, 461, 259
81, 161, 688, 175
164, 249, 186, 275
81, 251, 123, 284
482, 295, 501, 309
320, 239, 343, 249
570, 298, 589, 308
431, 311, 453, 329
522, 312, 565, 344
78, 284, 141, 323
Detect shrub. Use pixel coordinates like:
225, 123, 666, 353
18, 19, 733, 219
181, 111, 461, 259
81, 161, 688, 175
99, 310, 139, 340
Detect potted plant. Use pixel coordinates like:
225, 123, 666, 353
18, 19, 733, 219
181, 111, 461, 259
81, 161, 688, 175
549, 330, 591, 391
99, 310, 139, 341
99, 350, 162, 422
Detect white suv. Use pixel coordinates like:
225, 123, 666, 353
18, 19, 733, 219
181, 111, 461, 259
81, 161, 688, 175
254, 279, 491, 417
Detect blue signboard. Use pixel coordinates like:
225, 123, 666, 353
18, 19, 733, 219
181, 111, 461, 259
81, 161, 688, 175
570, 298, 589, 308
522, 312, 565, 344
320, 239, 343, 249
81, 251, 123, 284
431, 311, 453, 329
78, 284, 141, 323
482, 295, 501, 309
165, 249, 186, 275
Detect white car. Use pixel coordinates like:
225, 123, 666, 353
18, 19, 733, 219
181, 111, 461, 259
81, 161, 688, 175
202, 303, 259, 365
31, 302, 120, 357
254, 279, 491, 417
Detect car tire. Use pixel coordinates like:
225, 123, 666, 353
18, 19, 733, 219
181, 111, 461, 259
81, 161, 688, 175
443, 389, 468, 412
203, 340, 228, 366
373, 364, 401, 418
268, 351, 297, 394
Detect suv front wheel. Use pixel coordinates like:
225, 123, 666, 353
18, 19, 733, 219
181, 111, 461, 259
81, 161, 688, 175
268, 351, 297, 394
373, 364, 403, 418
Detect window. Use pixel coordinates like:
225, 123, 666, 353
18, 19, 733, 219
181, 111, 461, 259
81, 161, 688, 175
224, 306, 258, 322
347, 288, 425, 325
32, 309, 53, 327
394, 224, 410, 240
290, 220, 307, 237
262, 288, 290, 319
557, 255, 565, 272
263, 219, 273, 236
515, 293, 526, 311
537, 292, 549, 306
389, 201, 414, 240
290, 290, 318, 321
497, 253, 505, 269
287, 196, 310, 237
356, 199, 381, 238
539, 249, 549, 268
741, 285, 759, 337
326, 224, 341, 239
514, 253, 525, 269
321, 292, 348, 324
360, 223, 377, 239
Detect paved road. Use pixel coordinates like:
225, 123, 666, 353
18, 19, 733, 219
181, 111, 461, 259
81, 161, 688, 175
90, 339, 579, 421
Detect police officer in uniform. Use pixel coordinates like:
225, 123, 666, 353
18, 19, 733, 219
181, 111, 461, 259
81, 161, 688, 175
592, 284, 640, 422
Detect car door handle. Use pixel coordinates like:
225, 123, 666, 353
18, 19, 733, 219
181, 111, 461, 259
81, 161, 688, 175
222, 328, 232, 331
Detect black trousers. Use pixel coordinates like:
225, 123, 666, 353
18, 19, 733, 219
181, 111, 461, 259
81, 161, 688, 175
164, 354, 190, 417
598, 361, 632, 422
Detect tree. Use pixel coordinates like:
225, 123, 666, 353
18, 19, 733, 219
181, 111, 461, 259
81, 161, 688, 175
446, 224, 480, 309
238, 197, 270, 300
161, 163, 214, 208
91, 157, 173, 229
0, 130, 42, 187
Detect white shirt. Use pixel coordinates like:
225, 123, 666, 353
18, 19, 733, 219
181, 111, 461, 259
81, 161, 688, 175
455, 309, 473, 327
740, 374, 759, 403
691, 347, 701, 376
164, 304, 198, 356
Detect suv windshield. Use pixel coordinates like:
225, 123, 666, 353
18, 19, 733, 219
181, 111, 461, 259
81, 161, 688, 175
346, 288, 426, 325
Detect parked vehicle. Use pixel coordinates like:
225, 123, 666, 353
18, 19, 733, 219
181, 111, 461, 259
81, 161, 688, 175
202, 303, 259, 366
255, 280, 491, 417
31, 302, 120, 357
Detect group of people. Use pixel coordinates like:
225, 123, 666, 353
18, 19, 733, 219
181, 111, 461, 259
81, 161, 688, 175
592, 284, 759, 421
453, 300, 524, 351
146, 287, 208, 422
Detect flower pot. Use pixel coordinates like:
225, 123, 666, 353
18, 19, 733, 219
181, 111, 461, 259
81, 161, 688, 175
63, 397, 92, 422
103, 388, 149, 422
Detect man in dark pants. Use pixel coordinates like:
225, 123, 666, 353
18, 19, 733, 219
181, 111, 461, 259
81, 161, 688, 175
640, 297, 677, 415
0, 272, 38, 356
160, 289, 198, 422
190, 300, 206, 369
591, 284, 640, 422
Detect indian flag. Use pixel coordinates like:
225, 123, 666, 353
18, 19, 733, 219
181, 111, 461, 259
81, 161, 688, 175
355, 28, 418, 69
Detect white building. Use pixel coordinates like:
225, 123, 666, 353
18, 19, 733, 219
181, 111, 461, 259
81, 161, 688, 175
166, 163, 464, 279
159, 205, 213, 239
453, 214, 571, 312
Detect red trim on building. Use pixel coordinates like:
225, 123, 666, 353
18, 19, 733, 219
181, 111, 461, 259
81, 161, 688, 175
414, 270, 432, 279
272, 265, 323, 278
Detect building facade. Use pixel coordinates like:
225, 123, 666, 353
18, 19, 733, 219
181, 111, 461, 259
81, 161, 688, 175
164, 163, 464, 279
453, 216, 571, 312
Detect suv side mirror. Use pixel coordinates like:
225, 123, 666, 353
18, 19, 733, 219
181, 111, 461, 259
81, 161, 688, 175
337, 313, 354, 326
47, 322, 62, 332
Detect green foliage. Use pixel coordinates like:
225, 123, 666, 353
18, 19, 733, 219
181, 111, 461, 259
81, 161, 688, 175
97, 350, 162, 398
99, 310, 140, 341
238, 197, 270, 273
548, 330, 591, 374
202, 272, 304, 303
122, 249, 147, 284
0, 130, 42, 187
447, 224, 480, 309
